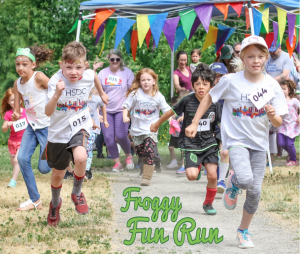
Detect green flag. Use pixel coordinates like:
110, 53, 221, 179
179, 9, 197, 40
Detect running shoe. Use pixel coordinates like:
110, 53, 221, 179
176, 166, 185, 174
71, 192, 89, 215
236, 229, 254, 249
47, 197, 62, 226
276, 153, 282, 158
223, 172, 242, 210
63, 171, 73, 180
286, 161, 298, 166
138, 170, 143, 177
217, 180, 226, 193
107, 155, 112, 159
167, 160, 178, 168
126, 156, 134, 170
155, 163, 162, 173
112, 163, 123, 172
97, 153, 105, 159
85, 169, 93, 180
7, 179, 17, 188
203, 203, 217, 215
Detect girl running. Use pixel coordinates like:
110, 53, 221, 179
277, 80, 300, 166
12, 46, 53, 210
185, 36, 288, 248
123, 68, 170, 186
190, 49, 202, 73
1, 88, 27, 188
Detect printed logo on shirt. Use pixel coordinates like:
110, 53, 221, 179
104, 77, 122, 87
190, 153, 197, 163
232, 105, 266, 118
65, 88, 87, 97
208, 112, 215, 123
135, 109, 156, 116
56, 99, 87, 112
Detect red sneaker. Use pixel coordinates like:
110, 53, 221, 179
71, 192, 89, 215
47, 197, 62, 226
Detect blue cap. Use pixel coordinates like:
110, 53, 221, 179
269, 41, 280, 52
210, 63, 228, 74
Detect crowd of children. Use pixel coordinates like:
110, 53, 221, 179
0, 35, 299, 249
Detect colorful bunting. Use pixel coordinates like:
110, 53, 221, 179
202, 25, 218, 51
68, 19, 88, 34
150, 12, 168, 46
277, 7, 287, 44
163, 16, 180, 51
174, 26, 186, 51
296, 15, 300, 43
273, 21, 279, 46
287, 13, 296, 47
131, 30, 138, 61
137, 15, 150, 47
245, 8, 250, 30
100, 19, 117, 54
124, 29, 131, 55
189, 16, 201, 41
296, 42, 300, 55
245, 34, 251, 38
94, 9, 115, 36
214, 3, 229, 20
264, 3, 272, 9
215, 24, 235, 52
260, 6, 270, 33
179, 9, 197, 40
230, 2, 243, 17
114, 17, 136, 49
265, 32, 274, 48
89, 20, 95, 31
95, 22, 105, 45
145, 29, 151, 49
252, 8, 263, 36
194, 4, 213, 33
286, 35, 296, 57
148, 15, 156, 27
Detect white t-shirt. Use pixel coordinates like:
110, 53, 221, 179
47, 69, 94, 143
265, 51, 294, 78
87, 95, 104, 134
209, 71, 288, 151
122, 88, 171, 137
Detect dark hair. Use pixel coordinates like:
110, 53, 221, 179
171, 96, 179, 104
176, 50, 188, 61
191, 63, 215, 87
233, 42, 241, 50
191, 49, 201, 57
280, 80, 297, 98
27, 45, 54, 70
179, 90, 190, 99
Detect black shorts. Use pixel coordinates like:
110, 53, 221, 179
42, 129, 89, 170
169, 136, 179, 148
184, 146, 218, 169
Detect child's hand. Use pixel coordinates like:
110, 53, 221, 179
93, 61, 104, 71
297, 115, 300, 125
100, 92, 109, 105
185, 123, 197, 138
99, 115, 103, 123
55, 79, 65, 97
7, 121, 13, 127
265, 105, 276, 119
12, 112, 20, 121
177, 115, 184, 122
123, 116, 130, 123
91, 119, 100, 130
104, 121, 109, 128
150, 123, 158, 133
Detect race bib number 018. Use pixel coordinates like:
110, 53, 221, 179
197, 119, 210, 132
249, 87, 275, 110
69, 110, 88, 132
13, 118, 28, 132
107, 74, 119, 85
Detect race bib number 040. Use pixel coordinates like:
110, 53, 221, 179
249, 87, 275, 110
13, 118, 28, 132
197, 119, 210, 132
69, 110, 88, 132
107, 74, 119, 85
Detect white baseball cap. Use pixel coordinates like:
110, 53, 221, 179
241, 35, 268, 52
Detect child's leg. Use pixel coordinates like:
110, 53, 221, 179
36, 127, 52, 174
169, 146, 176, 160
285, 136, 297, 162
86, 133, 97, 171
153, 144, 162, 172
219, 141, 229, 182
140, 138, 155, 186
51, 168, 65, 207
72, 146, 87, 195
203, 163, 218, 210
11, 149, 21, 181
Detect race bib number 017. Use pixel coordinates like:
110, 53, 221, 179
69, 110, 88, 132
13, 118, 28, 132
249, 87, 275, 110
197, 119, 210, 132
107, 74, 119, 85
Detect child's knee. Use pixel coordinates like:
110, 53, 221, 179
74, 154, 87, 166
235, 175, 253, 189
186, 170, 198, 181
220, 150, 229, 159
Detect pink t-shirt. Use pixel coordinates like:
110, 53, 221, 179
98, 67, 134, 113
3, 108, 28, 141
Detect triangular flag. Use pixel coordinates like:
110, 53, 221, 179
194, 4, 213, 33
124, 29, 132, 55
179, 9, 197, 40
163, 16, 180, 51
148, 15, 157, 27
287, 13, 296, 47
95, 22, 105, 45
286, 35, 296, 57
277, 7, 287, 44
189, 16, 201, 41
145, 29, 151, 49
296, 42, 300, 55
202, 25, 218, 51
174, 26, 186, 51
252, 8, 263, 36
150, 12, 168, 46
265, 32, 274, 48
245, 8, 250, 30
94, 9, 115, 36
230, 2, 243, 17
245, 34, 251, 38
261, 7, 270, 33
137, 15, 150, 47
214, 3, 229, 20
100, 19, 117, 54
258, 3, 265, 12
114, 18, 136, 49
68, 19, 88, 34
273, 21, 279, 46
89, 20, 95, 31
215, 24, 235, 52
131, 30, 138, 61
264, 3, 272, 9
296, 15, 300, 43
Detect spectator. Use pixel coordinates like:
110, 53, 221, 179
217, 45, 235, 73
174, 50, 192, 93
233, 42, 241, 58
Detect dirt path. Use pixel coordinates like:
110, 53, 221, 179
105, 168, 299, 254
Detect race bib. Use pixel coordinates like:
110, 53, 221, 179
13, 118, 28, 132
107, 74, 120, 85
23, 96, 32, 109
197, 119, 210, 132
249, 86, 275, 110
69, 110, 89, 132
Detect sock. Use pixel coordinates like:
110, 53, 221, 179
72, 173, 85, 196
203, 187, 217, 206
86, 158, 92, 171
51, 184, 62, 208
238, 229, 245, 233
218, 163, 229, 181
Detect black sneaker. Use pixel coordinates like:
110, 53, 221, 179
63, 171, 73, 180
97, 154, 104, 159
138, 169, 143, 177
155, 163, 163, 173
85, 170, 93, 180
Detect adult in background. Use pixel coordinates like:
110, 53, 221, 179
217, 45, 235, 73
173, 50, 192, 93
233, 42, 241, 58
97, 49, 134, 172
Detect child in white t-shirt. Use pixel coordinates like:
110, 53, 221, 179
185, 36, 288, 249
122, 68, 171, 186
44, 41, 108, 226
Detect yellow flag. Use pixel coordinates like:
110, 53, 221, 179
203, 25, 218, 52
261, 7, 269, 33
137, 15, 150, 48
277, 7, 287, 44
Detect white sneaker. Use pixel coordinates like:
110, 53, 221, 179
126, 156, 134, 170
167, 160, 178, 168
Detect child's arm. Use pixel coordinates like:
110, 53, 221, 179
185, 93, 212, 137
100, 105, 109, 128
35, 72, 50, 89
45, 79, 65, 116
265, 105, 282, 127
12, 80, 21, 121
94, 72, 108, 105
2, 120, 13, 132
123, 108, 130, 123
150, 109, 175, 132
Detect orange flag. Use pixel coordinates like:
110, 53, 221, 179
245, 34, 251, 38
131, 30, 138, 61
286, 36, 296, 57
94, 9, 115, 36
245, 8, 250, 30
214, 3, 229, 20
230, 2, 243, 17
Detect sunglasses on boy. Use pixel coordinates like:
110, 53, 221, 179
110, 58, 121, 62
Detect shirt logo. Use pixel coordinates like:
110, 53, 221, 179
208, 112, 215, 123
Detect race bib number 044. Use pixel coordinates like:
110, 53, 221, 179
107, 74, 119, 85
197, 119, 210, 132
13, 118, 28, 132
249, 87, 275, 110
69, 110, 88, 132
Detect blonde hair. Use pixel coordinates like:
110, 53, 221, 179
108, 49, 125, 71
126, 68, 159, 97
230, 57, 245, 72
240, 44, 269, 59
62, 41, 86, 62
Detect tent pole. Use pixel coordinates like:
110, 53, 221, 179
171, 48, 174, 98
247, 1, 255, 36
76, 11, 83, 42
